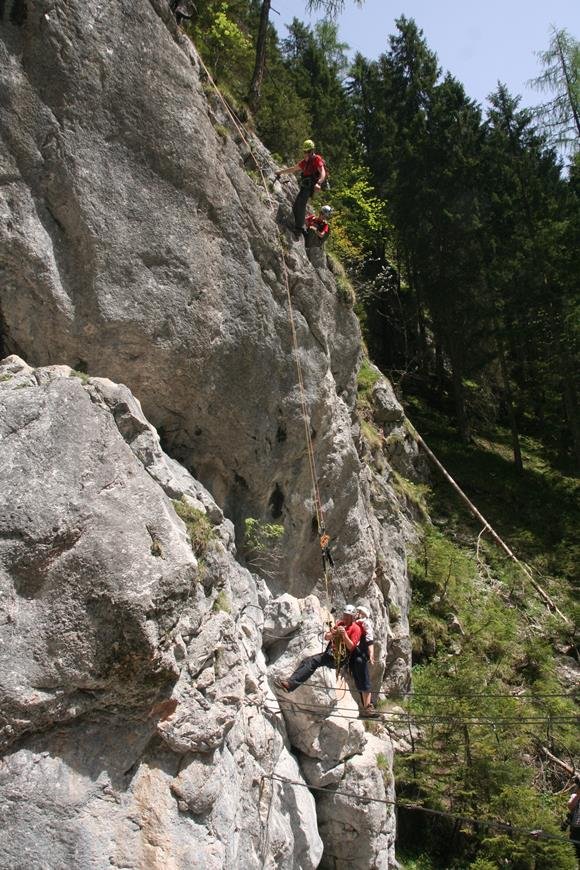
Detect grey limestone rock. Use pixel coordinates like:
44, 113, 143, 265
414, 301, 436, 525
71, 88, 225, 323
263, 592, 303, 648
371, 371, 405, 425
316, 734, 396, 869
0, 360, 323, 870
0, 0, 364, 601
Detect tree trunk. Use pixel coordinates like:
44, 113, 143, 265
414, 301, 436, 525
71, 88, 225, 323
496, 323, 523, 472
555, 30, 580, 139
557, 309, 580, 473
248, 0, 271, 114
451, 361, 470, 442
561, 368, 580, 473
435, 341, 445, 389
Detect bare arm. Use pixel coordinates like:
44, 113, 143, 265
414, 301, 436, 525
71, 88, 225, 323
568, 791, 580, 811
278, 163, 302, 176
335, 625, 357, 652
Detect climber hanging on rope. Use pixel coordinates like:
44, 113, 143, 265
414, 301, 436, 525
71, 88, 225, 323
275, 605, 379, 717
276, 139, 326, 237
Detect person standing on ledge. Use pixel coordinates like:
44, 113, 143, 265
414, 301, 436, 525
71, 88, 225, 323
276, 139, 326, 236
275, 605, 379, 717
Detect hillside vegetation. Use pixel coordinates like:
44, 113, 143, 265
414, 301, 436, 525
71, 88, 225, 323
394, 398, 578, 868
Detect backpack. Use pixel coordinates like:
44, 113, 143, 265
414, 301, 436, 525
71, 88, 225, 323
319, 156, 330, 190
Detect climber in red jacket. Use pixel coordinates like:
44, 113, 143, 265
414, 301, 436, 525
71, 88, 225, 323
305, 205, 332, 244
275, 605, 379, 716
276, 139, 326, 235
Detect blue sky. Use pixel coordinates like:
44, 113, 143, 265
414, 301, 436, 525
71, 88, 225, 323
273, 0, 580, 111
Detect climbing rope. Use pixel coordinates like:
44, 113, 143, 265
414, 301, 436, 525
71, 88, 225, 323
261, 774, 580, 847
195, 47, 335, 615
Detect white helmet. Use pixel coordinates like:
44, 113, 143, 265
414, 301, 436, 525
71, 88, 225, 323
321, 205, 333, 216
342, 604, 357, 616
356, 605, 370, 618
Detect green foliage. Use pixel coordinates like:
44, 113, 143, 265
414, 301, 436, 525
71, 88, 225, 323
360, 418, 383, 450
407, 394, 580, 589
172, 498, 216, 557
392, 471, 429, 517
529, 26, 580, 155
327, 252, 356, 304
388, 601, 401, 622
213, 122, 230, 141
327, 164, 391, 266
150, 537, 163, 558
257, 59, 312, 160
397, 853, 435, 870
212, 589, 231, 613
376, 752, 390, 770
189, 3, 253, 98
357, 357, 380, 399
0, 374, 13, 382
243, 517, 284, 552
70, 370, 90, 384
397, 482, 578, 867
281, 18, 356, 172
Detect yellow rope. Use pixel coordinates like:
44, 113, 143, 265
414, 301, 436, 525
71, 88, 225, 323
195, 47, 333, 610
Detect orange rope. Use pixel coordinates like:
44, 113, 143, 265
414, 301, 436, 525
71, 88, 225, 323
195, 44, 332, 594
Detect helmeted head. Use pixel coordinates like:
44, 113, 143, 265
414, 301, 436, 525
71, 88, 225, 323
342, 604, 357, 624
303, 138, 315, 152
356, 604, 370, 619
320, 205, 333, 219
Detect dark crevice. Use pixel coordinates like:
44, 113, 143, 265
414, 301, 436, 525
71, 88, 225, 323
10, 0, 27, 26
234, 472, 248, 490
276, 425, 287, 444
0, 305, 7, 360
268, 484, 284, 520
0, 301, 24, 361
44, 201, 65, 233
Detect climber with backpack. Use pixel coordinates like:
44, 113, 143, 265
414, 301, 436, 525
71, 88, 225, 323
275, 605, 379, 717
305, 205, 332, 248
354, 603, 378, 718
276, 139, 327, 236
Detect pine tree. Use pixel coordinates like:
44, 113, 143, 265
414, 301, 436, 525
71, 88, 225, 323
248, 0, 363, 112
529, 26, 580, 156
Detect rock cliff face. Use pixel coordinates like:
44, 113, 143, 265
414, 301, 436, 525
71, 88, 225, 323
0, 2, 420, 867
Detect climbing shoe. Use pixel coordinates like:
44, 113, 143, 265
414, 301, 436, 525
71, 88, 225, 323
274, 678, 293, 692
359, 705, 380, 719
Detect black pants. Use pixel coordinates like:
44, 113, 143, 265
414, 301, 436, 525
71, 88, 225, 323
293, 179, 314, 231
349, 651, 371, 693
288, 649, 370, 693
287, 651, 336, 690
